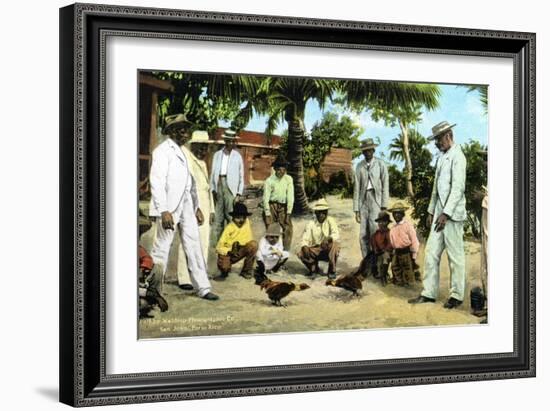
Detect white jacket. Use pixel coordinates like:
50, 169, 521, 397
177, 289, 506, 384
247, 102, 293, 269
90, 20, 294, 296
148, 138, 199, 217
210, 148, 245, 196
428, 143, 467, 221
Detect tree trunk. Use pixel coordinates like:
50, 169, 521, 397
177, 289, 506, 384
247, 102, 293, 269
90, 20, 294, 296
286, 117, 311, 214
399, 120, 415, 198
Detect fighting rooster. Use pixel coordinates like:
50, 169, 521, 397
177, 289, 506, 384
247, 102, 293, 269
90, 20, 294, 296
255, 272, 310, 307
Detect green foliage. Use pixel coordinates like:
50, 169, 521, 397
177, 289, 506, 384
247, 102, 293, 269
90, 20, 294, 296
152, 72, 260, 135
303, 112, 362, 170
299, 112, 362, 198
393, 131, 435, 238
388, 164, 408, 199
465, 85, 488, 114
462, 140, 488, 238
389, 132, 487, 239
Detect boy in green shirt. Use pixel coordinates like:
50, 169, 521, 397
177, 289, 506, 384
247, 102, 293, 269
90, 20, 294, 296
262, 157, 294, 251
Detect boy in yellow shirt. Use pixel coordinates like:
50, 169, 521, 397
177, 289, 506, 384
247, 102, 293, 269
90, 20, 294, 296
214, 203, 258, 281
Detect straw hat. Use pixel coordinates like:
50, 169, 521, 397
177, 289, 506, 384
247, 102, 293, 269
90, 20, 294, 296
388, 201, 409, 212
189, 130, 209, 144
265, 224, 282, 237
312, 198, 330, 211
162, 114, 192, 134
221, 129, 239, 140
359, 138, 378, 150
427, 121, 457, 140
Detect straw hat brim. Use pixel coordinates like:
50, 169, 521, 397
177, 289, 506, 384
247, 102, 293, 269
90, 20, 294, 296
388, 207, 409, 212
163, 119, 192, 134
428, 123, 457, 140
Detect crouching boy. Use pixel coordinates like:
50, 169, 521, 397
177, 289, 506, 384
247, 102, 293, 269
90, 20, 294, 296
255, 224, 289, 283
214, 202, 258, 281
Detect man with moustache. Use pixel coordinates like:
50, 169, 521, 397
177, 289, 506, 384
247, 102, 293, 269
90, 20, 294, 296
148, 114, 219, 301
408, 121, 467, 309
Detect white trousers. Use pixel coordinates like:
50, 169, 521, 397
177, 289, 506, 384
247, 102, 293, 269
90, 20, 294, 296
421, 207, 466, 301
150, 198, 212, 297
176, 218, 210, 286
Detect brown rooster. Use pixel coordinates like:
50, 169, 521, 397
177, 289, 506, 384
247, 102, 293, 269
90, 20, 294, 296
255, 273, 310, 307
325, 273, 365, 297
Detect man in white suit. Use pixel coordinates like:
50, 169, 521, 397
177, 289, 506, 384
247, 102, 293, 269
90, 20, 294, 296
353, 138, 389, 258
149, 114, 219, 301
176, 131, 215, 290
210, 129, 245, 246
409, 121, 467, 309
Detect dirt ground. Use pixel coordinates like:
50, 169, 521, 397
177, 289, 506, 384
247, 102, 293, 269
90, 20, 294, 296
139, 195, 483, 339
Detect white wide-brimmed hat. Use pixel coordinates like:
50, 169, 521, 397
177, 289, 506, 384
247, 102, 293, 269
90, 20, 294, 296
312, 198, 330, 211
428, 121, 457, 140
190, 130, 209, 144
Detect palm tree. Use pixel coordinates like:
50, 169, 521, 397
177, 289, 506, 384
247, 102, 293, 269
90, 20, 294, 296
466, 85, 488, 114
154, 72, 264, 133
343, 81, 441, 198
254, 78, 442, 212
254, 77, 337, 213
389, 128, 431, 166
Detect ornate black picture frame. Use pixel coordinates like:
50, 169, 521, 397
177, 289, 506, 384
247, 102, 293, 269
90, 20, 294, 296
59, 3, 535, 407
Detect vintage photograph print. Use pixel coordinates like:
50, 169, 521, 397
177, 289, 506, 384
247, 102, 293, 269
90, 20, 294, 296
137, 70, 488, 339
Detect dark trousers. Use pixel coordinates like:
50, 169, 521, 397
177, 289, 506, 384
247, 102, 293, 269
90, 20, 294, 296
217, 241, 258, 275
298, 241, 340, 274
391, 248, 414, 286
263, 202, 293, 250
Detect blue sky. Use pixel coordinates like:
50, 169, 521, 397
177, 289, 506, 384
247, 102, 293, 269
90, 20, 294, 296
220, 84, 487, 165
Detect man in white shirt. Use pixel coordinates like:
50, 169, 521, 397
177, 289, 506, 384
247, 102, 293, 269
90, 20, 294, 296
210, 129, 245, 245
297, 198, 341, 279
148, 114, 219, 301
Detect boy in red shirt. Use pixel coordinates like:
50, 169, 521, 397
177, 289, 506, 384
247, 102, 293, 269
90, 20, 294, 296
369, 211, 393, 285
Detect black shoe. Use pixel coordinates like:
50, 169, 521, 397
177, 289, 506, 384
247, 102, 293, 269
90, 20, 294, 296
178, 283, 194, 291
213, 273, 228, 281
408, 295, 436, 304
443, 297, 463, 309
202, 292, 220, 301
328, 272, 337, 280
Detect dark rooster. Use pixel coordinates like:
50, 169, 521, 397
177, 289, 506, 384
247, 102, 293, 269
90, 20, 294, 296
325, 273, 365, 297
255, 272, 310, 307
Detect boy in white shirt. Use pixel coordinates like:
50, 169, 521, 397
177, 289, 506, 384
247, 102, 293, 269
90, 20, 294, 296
254, 224, 289, 284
